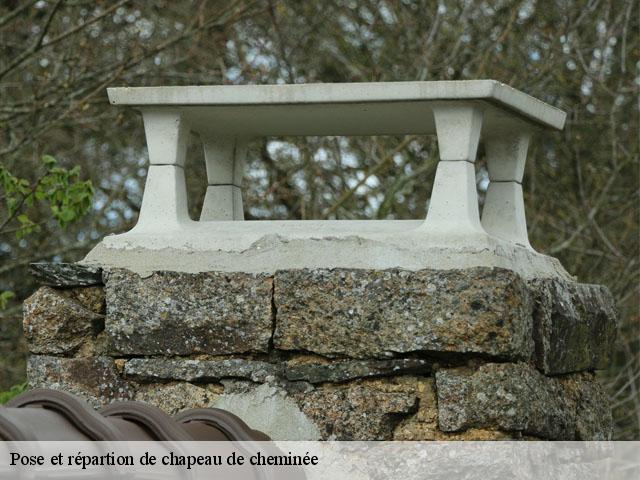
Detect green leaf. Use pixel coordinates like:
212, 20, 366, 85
41, 155, 57, 168
15, 214, 39, 239
58, 208, 76, 223
0, 291, 15, 309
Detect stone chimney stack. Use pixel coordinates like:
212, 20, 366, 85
24, 82, 617, 440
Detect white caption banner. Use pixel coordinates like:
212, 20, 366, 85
1, 441, 638, 479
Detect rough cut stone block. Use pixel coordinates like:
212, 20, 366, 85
124, 357, 433, 386
564, 375, 615, 441
30, 262, 102, 287
532, 280, 617, 374
435, 363, 612, 440
274, 268, 533, 360
125, 358, 280, 383
27, 355, 133, 409
390, 377, 520, 440
285, 358, 432, 384
135, 382, 222, 415
58, 286, 106, 315
23, 287, 104, 355
105, 269, 273, 355
293, 378, 418, 440
391, 377, 439, 440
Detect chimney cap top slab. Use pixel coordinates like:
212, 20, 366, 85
107, 80, 566, 132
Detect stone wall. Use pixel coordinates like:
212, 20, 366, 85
23, 264, 617, 440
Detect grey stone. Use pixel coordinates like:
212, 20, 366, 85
27, 355, 134, 408
105, 269, 273, 355
124, 358, 281, 383
123, 355, 432, 387
30, 262, 102, 287
292, 379, 419, 440
392, 376, 524, 440
23, 287, 104, 355
213, 377, 421, 440
285, 358, 432, 384
392, 376, 441, 440
58, 286, 105, 315
135, 382, 222, 415
274, 267, 534, 360
532, 279, 617, 374
570, 376, 614, 440
435, 363, 612, 440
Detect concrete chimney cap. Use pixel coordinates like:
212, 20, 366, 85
83, 80, 570, 280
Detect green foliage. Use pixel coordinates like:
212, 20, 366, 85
0, 155, 93, 308
0, 154, 94, 239
0, 291, 15, 309
0, 383, 26, 404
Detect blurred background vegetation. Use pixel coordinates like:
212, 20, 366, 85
0, 0, 638, 438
